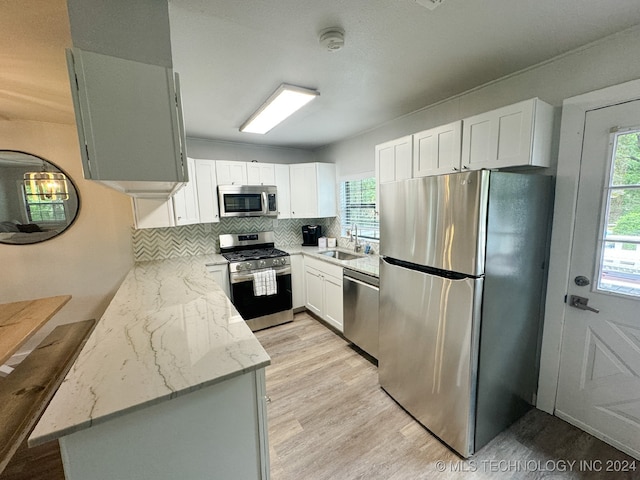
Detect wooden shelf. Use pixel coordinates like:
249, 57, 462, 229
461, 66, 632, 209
0, 319, 96, 474
0, 296, 71, 366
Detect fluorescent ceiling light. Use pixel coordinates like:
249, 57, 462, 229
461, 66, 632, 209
240, 84, 319, 134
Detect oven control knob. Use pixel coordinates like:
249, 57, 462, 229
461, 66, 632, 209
237, 262, 251, 271
258, 260, 267, 268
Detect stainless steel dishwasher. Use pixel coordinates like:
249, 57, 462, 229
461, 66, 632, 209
343, 268, 379, 359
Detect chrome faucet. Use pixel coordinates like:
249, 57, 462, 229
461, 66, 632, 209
351, 224, 362, 252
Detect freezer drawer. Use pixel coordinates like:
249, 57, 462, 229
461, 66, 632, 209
343, 269, 379, 359
378, 257, 483, 457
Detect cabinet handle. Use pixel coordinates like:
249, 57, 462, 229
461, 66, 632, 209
462, 165, 469, 170
452, 167, 459, 171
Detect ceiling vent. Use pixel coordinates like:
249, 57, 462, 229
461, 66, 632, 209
415, 0, 445, 10
319, 28, 345, 52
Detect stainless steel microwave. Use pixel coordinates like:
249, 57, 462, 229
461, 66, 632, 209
218, 185, 278, 217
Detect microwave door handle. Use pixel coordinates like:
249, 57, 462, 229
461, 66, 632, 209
261, 191, 268, 215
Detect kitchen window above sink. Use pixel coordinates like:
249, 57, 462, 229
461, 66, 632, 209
340, 177, 379, 240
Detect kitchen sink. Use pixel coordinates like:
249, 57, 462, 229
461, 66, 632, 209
319, 250, 363, 261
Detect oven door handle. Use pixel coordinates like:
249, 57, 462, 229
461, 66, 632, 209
230, 267, 291, 284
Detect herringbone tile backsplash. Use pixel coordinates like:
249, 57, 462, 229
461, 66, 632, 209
132, 216, 342, 261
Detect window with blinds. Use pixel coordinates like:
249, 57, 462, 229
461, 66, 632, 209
340, 177, 379, 240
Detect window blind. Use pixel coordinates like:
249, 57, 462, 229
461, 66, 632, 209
340, 177, 379, 239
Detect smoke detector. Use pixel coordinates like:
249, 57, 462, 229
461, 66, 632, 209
415, 0, 445, 10
319, 28, 345, 52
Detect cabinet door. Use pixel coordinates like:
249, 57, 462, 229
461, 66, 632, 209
304, 266, 323, 317
316, 163, 337, 218
194, 159, 220, 223
290, 254, 304, 309
323, 274, 344, 332
290, 164, 316, 218
413, 121, 462, 177
493, 99, 534, 168
133, 198, 175, 229
206, 264, 230, 298
216, 161, 248, 185
173, 158, 200, 225
461, 112, 496, 171
462, 99, 537, 170
67, 48, 186, 185
247, 163, 276, 185
274, 164, 291, 219
375, 135, 413, 185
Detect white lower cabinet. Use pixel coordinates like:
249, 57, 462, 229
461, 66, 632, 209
290, 254, 305, 310
304, 256, 343, 331
206, 263, 230, 298
59, 368, 270, 480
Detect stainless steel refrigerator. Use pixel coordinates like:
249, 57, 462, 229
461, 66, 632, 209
378, 170, 553, 458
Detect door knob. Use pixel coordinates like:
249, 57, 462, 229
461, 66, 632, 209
569, 295, 600, 313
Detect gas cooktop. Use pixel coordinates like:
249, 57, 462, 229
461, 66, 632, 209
222, 248, 288, 263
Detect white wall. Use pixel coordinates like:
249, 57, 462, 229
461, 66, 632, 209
316, 25, 640, 178
0, 121, 134, 356
186, 137, 316, 164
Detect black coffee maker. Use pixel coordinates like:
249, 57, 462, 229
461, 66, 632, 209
302, 225, 322, 246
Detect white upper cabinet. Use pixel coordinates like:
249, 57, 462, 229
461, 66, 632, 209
375, 135, 413, 184
133, 197, 175, 229
246, 163, 276, 185
461, 98, 554, 170
173, 157, 200, 225
413, 121, 462, 177
274, 164, 291, 219
66, 48, 187, 198
194, 159, 221, 223
289, 163, 336, 219
215, 161, 248, 185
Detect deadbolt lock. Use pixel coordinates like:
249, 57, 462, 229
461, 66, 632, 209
574, 276, 590, 287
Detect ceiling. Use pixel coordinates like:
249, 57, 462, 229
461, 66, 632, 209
3, 1, 640, 151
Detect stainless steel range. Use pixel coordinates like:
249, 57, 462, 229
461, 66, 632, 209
220, 231, 293, 331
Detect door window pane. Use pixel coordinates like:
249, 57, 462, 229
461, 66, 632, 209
597, 130, 640, 297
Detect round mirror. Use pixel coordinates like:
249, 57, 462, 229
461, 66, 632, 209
0, 151, 79, 245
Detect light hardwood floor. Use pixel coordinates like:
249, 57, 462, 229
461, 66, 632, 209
256, 313, 638, 480
2, 312, 637, 479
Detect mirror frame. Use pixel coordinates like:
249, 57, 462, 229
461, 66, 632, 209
0, 150, 80, 245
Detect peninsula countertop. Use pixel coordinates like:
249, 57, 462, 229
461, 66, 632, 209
29, 254, 271, 446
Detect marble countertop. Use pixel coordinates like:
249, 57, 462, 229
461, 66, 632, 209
280, 245, 380, 278
30, 254, 271, 446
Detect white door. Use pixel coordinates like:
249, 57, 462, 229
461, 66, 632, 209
555, 98, 640, 459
